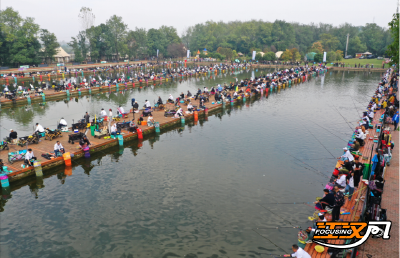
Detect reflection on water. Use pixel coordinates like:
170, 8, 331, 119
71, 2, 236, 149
0, 70, 381, 258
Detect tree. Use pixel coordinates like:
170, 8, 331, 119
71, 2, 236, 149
290, 48, 301, 61
167, 43, 185, 58
348, 36, 367, 56
40, 29, 60, 64
327, 51, 336, 62
217, 47, 233, 60
360, 23, 386, 55
78, 7, 95, 31
281, 49, 293, 61
314, 53, 323, 62
263, 51, 276, 61
319, 33, 340, 52
255, 53, 263, 61
310, 41, 324, 53
147, 28, 166, 57
335, 50, 343, 61
68, 37, 84, 62
386, 13, 399, 65
271, 20, 295, 51
106, 15, 127, 60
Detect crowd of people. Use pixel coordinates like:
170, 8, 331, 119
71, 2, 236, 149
284, 67, 398, 257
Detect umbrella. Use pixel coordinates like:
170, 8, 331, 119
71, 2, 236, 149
235, 59, 240, 63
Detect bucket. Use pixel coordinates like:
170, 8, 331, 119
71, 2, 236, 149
205, 108, 209, 115
117, 135, 124, 146
0, 174, 9, 187
63, 152, 72, 166
74, 129, 79, 133
194, 111, 198, 121
89, 88, 92, 94
34, 162, 43, 177
181, 117, 185, 124
42, 94, 45, 101
27, 96, 31, 104
141, 120, 147, 126
155, 122, 160, 133
137, 128, 143, 139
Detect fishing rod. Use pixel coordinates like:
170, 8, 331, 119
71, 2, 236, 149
329, 104, 355, 130
251, 229, 287, 253
310, 121, 347, 143
302, 124, 336, 159
277, 147, 331, 180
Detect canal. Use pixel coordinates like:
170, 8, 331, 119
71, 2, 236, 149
0, 69, 381, 258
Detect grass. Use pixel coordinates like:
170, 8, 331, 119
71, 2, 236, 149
325, 58, 391, 68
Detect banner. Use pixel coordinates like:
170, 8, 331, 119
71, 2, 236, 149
187, 50, 190, 58
252, 51, 256, 60
157, 49, 159, 57
323, 52, 327, 62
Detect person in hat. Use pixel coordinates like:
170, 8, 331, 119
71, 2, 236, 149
9, 129, 18, 144
349, 139, 360, 152
339, 147, 354, 162
84, 112, 90, 124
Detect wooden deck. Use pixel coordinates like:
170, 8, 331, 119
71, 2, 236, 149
303, 83, 391, 257
0, 68, 246, 106
1, 70, 320, 183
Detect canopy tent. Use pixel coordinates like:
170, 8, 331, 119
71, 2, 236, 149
258, 52, 265, 57
275, 51, 283, 58
237, 52, 244, 56
363, 52, 372, 55
54, 47, 71, 63
306, 52, 317, 61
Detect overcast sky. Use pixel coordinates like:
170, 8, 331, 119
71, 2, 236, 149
2, 0, 398, 42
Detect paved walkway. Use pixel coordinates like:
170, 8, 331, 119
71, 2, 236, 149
358, 125, 399, 258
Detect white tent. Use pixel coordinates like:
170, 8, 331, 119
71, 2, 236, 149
275, 51, 283, 58
54, 47, 71, 63
363, 52, 372, 55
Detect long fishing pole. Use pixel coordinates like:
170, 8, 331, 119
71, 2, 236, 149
310, 121, 347, 143
329, 104, 355, 130
302, 124, 336, 159
251, 229, 287, 253
277, 148, 331, 180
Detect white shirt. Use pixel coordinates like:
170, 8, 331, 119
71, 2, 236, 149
147, 116, 153, 122
145, 101, 151, 108
54, 143, 64, 151
101, 110, 107, 116
341, 150, 354, 162
336, 174, 347, 187
109, 111, 113, 117
59, 119, 67, 126
291, 247, 311, 258
119, 107, 125, 114
35, 124, 45, 133
25, 151, 34, 160
111, 124, 117, 133
348, 176, 354, 188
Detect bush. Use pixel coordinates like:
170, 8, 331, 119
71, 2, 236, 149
314, 53, 323, 62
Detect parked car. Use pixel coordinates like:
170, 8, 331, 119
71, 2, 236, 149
359, 56, 365, 59
377, 57, 384, 60
344, 55, 353, 59
366, 55, 376, 59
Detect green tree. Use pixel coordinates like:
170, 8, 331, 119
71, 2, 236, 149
386, 13, 399, 65
255, 53, 263, 61
360, 23, 386, 55
40, 29, 60, 64
290, 48, 301, 61
106, 15, 127, 60
348, 36, 367, 56
314, 53, 323, 62
327, 51, 336, 62
263, 51, 276, 61
319, 33, 340, 51
310, 41, 324, 53
147, 28, 167, 57
335, 50, 344, 61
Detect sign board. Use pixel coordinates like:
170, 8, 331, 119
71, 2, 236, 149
57, 63, 64, 67
20, 65, 29, 69
124, 60, 129, 62
252, 51, 256, 60
101, 61, 107, 64
323, 52, 327, 62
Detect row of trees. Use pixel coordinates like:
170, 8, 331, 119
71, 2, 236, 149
69, 8, 185, 62
182, 20, 393, 59
0, 7, 60, 67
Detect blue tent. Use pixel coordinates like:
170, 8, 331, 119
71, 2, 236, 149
306, 52, 317, 61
